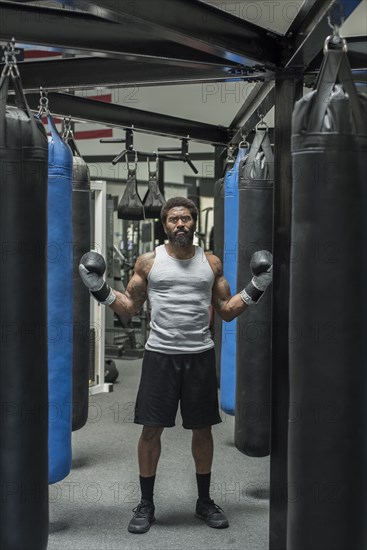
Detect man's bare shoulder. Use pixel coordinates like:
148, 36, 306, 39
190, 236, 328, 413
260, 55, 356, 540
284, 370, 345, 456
205, 252, 223, 276
134, 250, 156, 277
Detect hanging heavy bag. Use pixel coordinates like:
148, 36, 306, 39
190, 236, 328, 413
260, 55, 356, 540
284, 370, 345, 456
64, 131, 91, 432
213, 177, 225, 384
220, 146, 248, 415
288, 44, 367, 550
235, 129, 274, 457
117, 165, 145, 220
143, 164, 165, 218
47, 114, 73, 484
0, 63, 49, 550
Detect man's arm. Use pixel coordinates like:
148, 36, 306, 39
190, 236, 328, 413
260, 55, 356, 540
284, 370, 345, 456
110, 256, 148, 316
211, 257, 247, 322
209, 251, 273, 322
79, 251, 152, 315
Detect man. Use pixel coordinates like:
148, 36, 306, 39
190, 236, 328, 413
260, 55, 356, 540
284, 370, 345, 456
79, 197, 272, 534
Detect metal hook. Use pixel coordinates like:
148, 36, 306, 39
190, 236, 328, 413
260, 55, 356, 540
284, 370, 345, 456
227, 144, 235, 158
148, 152, 159, 176
327, 2, 345, 31
325, 3, 346, 52
256, 114, 268, 130
37, 87, 50, 117
126, 149, 138, 173
1, 38, 20, 77
323, 33, 348, 55
225, 144, 236, 165
62, 115, 73, 140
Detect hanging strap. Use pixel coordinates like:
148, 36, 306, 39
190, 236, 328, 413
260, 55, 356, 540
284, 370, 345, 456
308, 49, 364, 134
65, 134, 82, 157
259, 130, 274, 182
143, 169, 166, 219
12, 72, 39, 140
0, 73, 10, 144
47, 113, 61, 141
0, 70, 39, 146
63, 117, 82, 157
246, 129, 268, 169
243, 128, 274, 182
117, 169, 145, 220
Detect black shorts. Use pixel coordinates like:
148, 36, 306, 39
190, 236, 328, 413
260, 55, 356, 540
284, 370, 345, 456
134, 348, 222, 429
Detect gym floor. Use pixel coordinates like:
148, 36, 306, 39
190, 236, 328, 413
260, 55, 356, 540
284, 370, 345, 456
48, 358, 269, 550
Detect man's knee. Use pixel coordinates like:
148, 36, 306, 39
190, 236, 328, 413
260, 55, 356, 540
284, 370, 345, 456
192, 426, 212, 439
140, 425, 164, 443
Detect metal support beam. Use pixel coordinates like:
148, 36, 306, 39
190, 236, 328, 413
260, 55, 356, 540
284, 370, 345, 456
22, 92, 229, 145
46, 0, 282, 66
0, 1, 240, 65
269, 70, 304, 550
84, 152, 214, 164
11, 56, 266, 92
229, 82, 275, 144
283, 0, 363, 70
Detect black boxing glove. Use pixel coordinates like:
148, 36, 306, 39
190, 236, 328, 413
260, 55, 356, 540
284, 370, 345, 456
79, 251, 116, 306
240, 250, 273, 305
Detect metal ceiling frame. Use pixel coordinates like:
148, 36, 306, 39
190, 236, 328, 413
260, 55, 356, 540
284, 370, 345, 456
282, 0, 363, 70
3, 57, 274, 92
21, 91, 230, 145
0, 0, 365, 143
40, 0, 283, 66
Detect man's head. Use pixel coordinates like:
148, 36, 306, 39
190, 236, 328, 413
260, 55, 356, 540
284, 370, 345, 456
160, 197, 198, 248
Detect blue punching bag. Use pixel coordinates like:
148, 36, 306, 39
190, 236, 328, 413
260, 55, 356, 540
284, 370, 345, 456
47, 115, 73, 483
220, 146, 247, 414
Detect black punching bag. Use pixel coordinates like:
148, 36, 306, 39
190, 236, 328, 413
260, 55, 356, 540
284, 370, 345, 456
235, 128, 273, 457
213, 177, 224, 383
288, 47, 367, 550
0, 67, 49, 548
65, 134, 91, 431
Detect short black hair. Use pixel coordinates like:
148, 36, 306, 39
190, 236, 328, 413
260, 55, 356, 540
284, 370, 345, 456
160, 197, 198, 224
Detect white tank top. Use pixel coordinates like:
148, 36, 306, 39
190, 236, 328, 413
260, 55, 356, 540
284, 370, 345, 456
145, 245, 215, 354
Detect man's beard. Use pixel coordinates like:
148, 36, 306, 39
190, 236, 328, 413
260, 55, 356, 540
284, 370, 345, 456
167, 228, 195, 247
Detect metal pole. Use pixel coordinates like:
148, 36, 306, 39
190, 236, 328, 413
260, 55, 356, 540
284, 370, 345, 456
269, 69, 303, 550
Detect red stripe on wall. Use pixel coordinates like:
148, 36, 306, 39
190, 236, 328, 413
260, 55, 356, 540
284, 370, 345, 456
74, 129, 113, 140
85, 94, 112, 103
46, 129, 113, 140
24, 51, 62, 59
41, 116, 62, 125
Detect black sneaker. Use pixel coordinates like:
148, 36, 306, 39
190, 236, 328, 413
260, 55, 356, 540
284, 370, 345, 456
195, 498, 229, 528
128, 499, 156, 534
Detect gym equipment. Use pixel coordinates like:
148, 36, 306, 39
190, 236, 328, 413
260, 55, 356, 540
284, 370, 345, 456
220, 146, 248, 415
288, 43, 367, 550
105, 209, 146, 359
235, 127, 274, 457
64, 123, 91, 432
47, 112, 73, 484
0, 44, 49, 550
117, 157, 145, 220
105, 359, 119, 383
213, 177, 225, 383
104, 132, 199, 174
143, 158, 166, 218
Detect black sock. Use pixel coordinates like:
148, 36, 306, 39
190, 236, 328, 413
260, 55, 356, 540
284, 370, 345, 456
139, 475, 156, 504
196, 472, 211, 501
